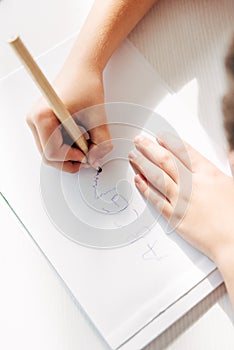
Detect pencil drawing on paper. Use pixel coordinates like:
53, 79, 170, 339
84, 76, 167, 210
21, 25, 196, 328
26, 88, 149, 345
127, 226, 169, 261
142, 240, 167, 261
92, 169, 130, 215
90, 170, 170, 258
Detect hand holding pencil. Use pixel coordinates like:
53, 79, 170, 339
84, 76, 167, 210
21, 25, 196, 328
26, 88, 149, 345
9, 36, 113, 173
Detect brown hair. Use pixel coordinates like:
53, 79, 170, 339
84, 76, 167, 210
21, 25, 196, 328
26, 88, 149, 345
222, 36, 234, 150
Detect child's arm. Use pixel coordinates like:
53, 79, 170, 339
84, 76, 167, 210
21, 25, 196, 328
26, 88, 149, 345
27, 0, 158, 172
64, 0, 158, 75
129, 133, 234, 307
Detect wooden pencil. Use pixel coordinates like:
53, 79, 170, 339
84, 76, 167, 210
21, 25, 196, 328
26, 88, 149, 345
8, 36, 89, 157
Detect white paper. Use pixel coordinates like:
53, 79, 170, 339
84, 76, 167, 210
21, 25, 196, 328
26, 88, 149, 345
0, 38, 228, 349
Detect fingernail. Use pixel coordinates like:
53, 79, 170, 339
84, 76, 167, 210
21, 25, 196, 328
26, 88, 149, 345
92, 160, 102, 171
156, 135, 163, 144
128, 150, 138, 160
82, 163, 91, 168
134, 135, 146, 144
81, 156, 87, 164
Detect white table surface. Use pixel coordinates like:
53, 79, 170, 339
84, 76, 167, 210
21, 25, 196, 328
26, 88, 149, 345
0, 1, 234, 349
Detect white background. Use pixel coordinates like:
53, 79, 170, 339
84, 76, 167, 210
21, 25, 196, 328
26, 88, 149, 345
0, 0, 234, 349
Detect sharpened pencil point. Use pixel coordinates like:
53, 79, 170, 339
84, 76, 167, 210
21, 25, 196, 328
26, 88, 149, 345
97, 166, 102, 173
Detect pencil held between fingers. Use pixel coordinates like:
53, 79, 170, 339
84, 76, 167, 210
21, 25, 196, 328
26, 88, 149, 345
26, 105, 88, 173
27, 101, 113, 173
9, 36, 113, 173
86, 126, 113, 168
9, 36, 91, 159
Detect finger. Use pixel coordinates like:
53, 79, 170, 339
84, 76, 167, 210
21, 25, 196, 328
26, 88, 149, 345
88, 138, 113, 167
34, 112, 87, 162
27, 120, 43, 155
157, 132, 211, 173
28, 119, 86, 172
156, 133, 192, 171
41, 126, 87, 162
134, 134, 179, 183
60, 161, 85, 173
58, 143, 87, 163
43, 158, 85, 173
134, 174, 172, 219
129, 149, 178, 204
75, 107, 113, 165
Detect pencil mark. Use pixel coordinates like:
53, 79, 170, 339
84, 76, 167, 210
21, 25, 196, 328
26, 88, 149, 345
126, 225, 169, 261
93, 170, 100, 199
142, 240, 168, 261
92, 170, 130, 215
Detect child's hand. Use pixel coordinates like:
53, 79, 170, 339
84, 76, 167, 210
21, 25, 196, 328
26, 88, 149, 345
129, 133, 234, 265
26, 64, 112, 173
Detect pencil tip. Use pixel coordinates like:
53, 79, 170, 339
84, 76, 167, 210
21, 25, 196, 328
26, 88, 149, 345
97, 166, 102, 173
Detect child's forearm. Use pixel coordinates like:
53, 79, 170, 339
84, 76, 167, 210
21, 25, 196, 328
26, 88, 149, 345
64, 0, 158, 74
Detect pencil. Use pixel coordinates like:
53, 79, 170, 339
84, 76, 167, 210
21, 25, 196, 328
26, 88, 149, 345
9, 36, 101, 172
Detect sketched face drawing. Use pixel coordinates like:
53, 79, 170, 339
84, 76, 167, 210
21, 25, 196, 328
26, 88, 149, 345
76, 154, 144, 228
40, 103, 192, 248
90, 169, 130, 215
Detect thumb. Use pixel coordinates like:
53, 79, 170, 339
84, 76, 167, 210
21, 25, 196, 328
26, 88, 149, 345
88, 124, 113, 166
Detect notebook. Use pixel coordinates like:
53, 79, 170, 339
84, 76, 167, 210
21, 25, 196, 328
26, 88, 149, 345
0, 37, 228, 349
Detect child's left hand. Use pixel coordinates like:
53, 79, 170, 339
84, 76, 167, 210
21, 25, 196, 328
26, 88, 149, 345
129, 133, 234, 265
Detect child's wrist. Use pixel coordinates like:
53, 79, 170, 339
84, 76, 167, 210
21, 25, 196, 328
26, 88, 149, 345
213, 242, 234, 276
67, 40, 106, 77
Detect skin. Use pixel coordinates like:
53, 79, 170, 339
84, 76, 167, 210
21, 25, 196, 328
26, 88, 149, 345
26, 0, 158, 173
129, 133, 234, 307
27, 0, 234, 307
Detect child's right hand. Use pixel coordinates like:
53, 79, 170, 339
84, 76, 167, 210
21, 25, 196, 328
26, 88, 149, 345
26, 62, 113, 173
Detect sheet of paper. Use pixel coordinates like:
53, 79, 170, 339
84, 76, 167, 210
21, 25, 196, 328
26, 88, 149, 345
41, 118, 150, 249
0, 38, 228, 349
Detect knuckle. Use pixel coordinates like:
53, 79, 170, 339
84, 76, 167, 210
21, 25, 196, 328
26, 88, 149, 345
26, 113, 33, 127
172, 199, 188, 223
151, 195, 164, 212
151, 194, 159, 206
44, 148, 58, 161
42, 157, 50, 166
26, 101, 50, 126
34, 110, 46, 124
141, 186, 149, 199
99, 140, 114, 154
105, 141, 114, 153
174, 208, 183, 222
170, 211, 182, 228
68, 165, 80, 174
168, 187, 178, 203
180, 192, 190, 203
152, 172, 163, 186
158, 150, 171, 167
